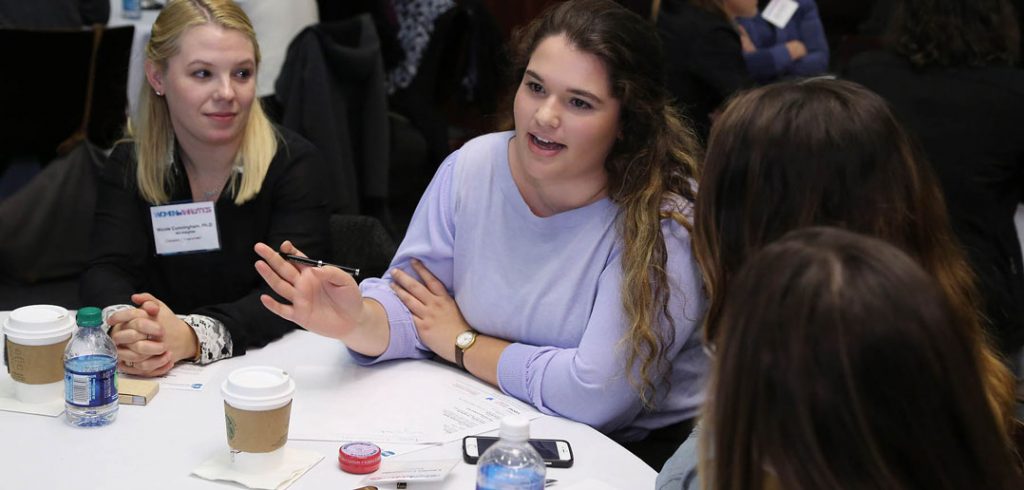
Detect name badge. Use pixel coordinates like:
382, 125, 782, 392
762, 0, 799, 29
150, 201, 221, 255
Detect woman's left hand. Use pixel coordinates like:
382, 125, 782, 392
390, 259, 469, 363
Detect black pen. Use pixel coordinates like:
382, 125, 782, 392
279, 252, 360, 277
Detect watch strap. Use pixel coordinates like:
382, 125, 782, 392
456, 344, 467, 371
455, 330, 478, 371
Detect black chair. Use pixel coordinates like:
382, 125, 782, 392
328, 214, 397, 281
0, 25, 133, 308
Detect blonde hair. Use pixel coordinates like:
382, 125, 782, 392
132, 0, 276, 205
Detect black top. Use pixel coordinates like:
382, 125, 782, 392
657, 0, 751, 140
845, 50, 1024, 355
80, 126, 329, 355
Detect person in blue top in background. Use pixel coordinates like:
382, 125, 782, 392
733, 0, 829, 83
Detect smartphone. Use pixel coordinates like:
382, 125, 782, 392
463, 436, 574, 468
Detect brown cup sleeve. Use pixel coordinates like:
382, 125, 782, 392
5, 338, 70, 385
224, 400, 291, 453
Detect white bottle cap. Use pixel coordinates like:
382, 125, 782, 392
499, 415, 530, 442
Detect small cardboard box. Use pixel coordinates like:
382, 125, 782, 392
118, 378, 159, 406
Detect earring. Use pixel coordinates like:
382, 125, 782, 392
155, 90, 163, 96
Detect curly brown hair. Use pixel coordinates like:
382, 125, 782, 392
889, 0, 1020, 68
509, 0, 704, 408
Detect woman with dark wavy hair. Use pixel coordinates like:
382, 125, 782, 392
691, 78, 1017, 437
660, 227, 1023, 489
845, 0, 1024, 363
256, 0, 708, 468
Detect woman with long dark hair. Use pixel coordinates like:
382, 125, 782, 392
256, 0, 708, 468
660, 227, 1023, 489
690, 79, 1017, 434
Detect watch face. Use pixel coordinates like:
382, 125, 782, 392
456, 331, 476, 348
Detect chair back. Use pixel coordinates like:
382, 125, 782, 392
328, 214, 396, 281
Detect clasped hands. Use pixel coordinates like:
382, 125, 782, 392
106, 293, 198, 377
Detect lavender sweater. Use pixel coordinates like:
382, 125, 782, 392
356, 132, 708, 441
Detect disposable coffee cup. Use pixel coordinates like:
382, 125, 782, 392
221, 366, 295, 471
2, 305, 75, 404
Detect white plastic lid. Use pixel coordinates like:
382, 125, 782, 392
2, 305, 75, 345
221, 366, 295, 411
499, 415, 530, 442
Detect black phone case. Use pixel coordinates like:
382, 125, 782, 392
462, 436, 575, 468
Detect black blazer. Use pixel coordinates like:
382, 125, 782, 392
657, 0, 751, 140
846, 50, 1024, 355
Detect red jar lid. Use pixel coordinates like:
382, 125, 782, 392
339, 442, 382, 474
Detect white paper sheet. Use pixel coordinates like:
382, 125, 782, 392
288, 360, 539, 444
123, 362, 217, 391
192, 447, 323, 490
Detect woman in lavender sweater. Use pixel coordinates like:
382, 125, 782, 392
255, 0, 709, 468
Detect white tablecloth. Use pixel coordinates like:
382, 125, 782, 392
108, 0, 318, 113
0, 317, 657, 489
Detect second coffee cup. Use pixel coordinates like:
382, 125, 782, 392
221, 365, 295, 470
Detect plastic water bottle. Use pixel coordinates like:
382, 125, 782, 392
64, 307, 118, 427
476, 416, 546, 490
122, 0, 142, 20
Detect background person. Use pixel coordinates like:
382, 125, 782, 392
256, 0, 708, 469
80, 0, 328, 377
844, 0, 1024, 365
734, 0, 829, 83
655, 0, 752, 141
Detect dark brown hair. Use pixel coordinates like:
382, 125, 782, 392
693, 78, 1016, 431
704, 227, 1023, 490
888, 0, 1021, 68
509, 0, 704, 407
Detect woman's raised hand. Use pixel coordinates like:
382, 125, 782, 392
254, 241, 365, 340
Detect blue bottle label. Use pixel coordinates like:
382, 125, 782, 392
65, 355, 118, 407
122, 0, 141, 19
477, 462, 545, 490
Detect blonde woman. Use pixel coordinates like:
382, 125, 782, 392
81, 0, 328, 376
255, 0, 708, 469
